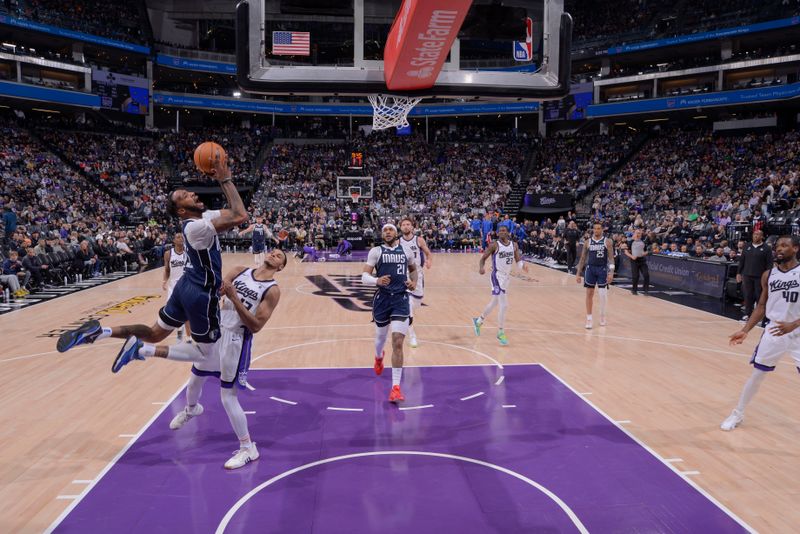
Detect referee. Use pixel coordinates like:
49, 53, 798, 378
736, 230, 772, 321
625, 229, 649, 294
564, 220, 581, 274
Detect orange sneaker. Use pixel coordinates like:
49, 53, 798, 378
374, 352, 384, 376
388, 385, 405, 402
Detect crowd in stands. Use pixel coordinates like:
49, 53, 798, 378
3, 0, 147, 44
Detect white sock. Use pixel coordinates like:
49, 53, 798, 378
186, 373, 206, 407
167, 342, 207, 362
140, 344, 156, 358
408, 324, 416, 340
736, 369, 768, 413
481, 295, 499, 320
220, 387, 250, 442
392, 367, 403, 387
598, 287, 608, 317
98, 327, 113, 340
586, 314, 593, 321
497, 293, 508, 329
375, 325, 389, 358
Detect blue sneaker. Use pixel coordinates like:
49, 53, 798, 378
57, 320, 102, 353
497, 331, 509, 346
472, 317, 482, 336
112, 336, 145, 373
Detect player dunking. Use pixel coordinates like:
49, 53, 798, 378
576, 222, 614, 329
111, 249, 285, 468
56, 152, 248, 370
239, 215, 275, 266
722, 236, 800, 431
399, 217, 432, 348
162, 233, 190, 341
362, 223, 418, 402
472, 225, 528, 345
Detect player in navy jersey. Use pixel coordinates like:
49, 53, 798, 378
576, 222, 614, 329
240, 215, 276, 266
362, 223, 419, 402
56, 151, 249, 372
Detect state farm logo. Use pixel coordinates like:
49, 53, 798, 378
408, 9, 458, 73
407, 66, 434, 79
394, 0, 414, 47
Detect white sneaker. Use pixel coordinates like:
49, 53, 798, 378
599, 317, 607, 327
169, 403, 203, 430
224, 443, 260, 470
409, 337, 418, 348
585, 318, 593, 329
720, 409, 744, 431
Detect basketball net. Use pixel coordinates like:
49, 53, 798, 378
368, 94, 423, 130
350, 192, 361, 204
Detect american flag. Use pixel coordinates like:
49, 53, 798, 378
272, 31, 310, 56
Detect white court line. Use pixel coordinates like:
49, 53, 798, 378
681, 471, 701, 476
460, 391, 485, 401
538, 363, 755, 533
118, 434, 136, 438
326, 407, 364, 412
399, 404, 434, 411
71, 480, 92, 485
243, 411, 256, 415
56, 495, 80, 500
151, 402, 166, 405
579, 392, 593, 396
0, 340, 125, 364
45, 381, 186, 534
494, 375, 505, 386
269, 396, 298, 406
213, 451, 589, 534
502, 404, 516, 408
615, 420, 632, 424
245, 382, 256, 391
665, 458, 684, 463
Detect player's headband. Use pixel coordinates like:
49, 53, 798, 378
382, 224, 397, 232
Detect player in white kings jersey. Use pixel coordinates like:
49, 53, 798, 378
162, 233, 190, 341
472, 225, 528, 345
399, 217, 432, 348
722, 236, 800, 431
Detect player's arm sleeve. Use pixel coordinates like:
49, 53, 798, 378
365, 246, 381, 267
184, 210, 221, 250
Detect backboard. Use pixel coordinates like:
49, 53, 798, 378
236, 0, 572, 100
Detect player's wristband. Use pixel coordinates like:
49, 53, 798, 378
361, 272, 378, 286
220, 178, 233, 185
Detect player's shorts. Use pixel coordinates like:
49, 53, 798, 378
584, 264, 609, 288
491, 270, 510, 295
166, 280, 177, 301
372, 291, 410, 328
410, 271, 424, 300
252, 243, 265, 254
158, 277, 221, 343
750, 326, 800, 372
192, 327, 253, 388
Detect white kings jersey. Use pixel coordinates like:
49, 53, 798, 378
765, 264, 800, 323
492, 240, 516, 275
400, 235, 424, 269
167, 248, 188, 285
221, 268, 278, 332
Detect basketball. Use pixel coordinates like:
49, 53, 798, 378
278, 229, 289, 240
193, 142, 226, 174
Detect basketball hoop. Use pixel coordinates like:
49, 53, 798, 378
350, 192, 361, 204
368, 94, 423, 131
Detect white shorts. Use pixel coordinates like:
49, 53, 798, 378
166, 281, 176, 301
192, 327, 253, 388
751, 328, 800, 372
491, 270, 510, 295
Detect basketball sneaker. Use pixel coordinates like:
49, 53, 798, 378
720, 409, 744, 431
585, 318, 592, 329
57, 319, 102, 352
497, 331, 509, 346
472, 317, 482, 336
599, 316, 607, 327
409, 336, 418, 348
374, 352, 384, 376
224, 443, 260, 470
112, 335, 145, 373
169, 404, 204, 430
388, 385, 405, 403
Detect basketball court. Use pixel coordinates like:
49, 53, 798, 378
2, 254, 799, 532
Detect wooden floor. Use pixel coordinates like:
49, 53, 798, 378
1, 253, 799, 533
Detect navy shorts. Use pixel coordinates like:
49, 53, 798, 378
158, 277, 221, 343
252, 243, 265, 253
584, 264, 609, 288
372, 291, 411, 327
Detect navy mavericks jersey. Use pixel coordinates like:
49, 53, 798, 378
181, 218, 223, 291
252, 224, 266, 249
587, 237, 608, 266
375, 244, 410, 294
